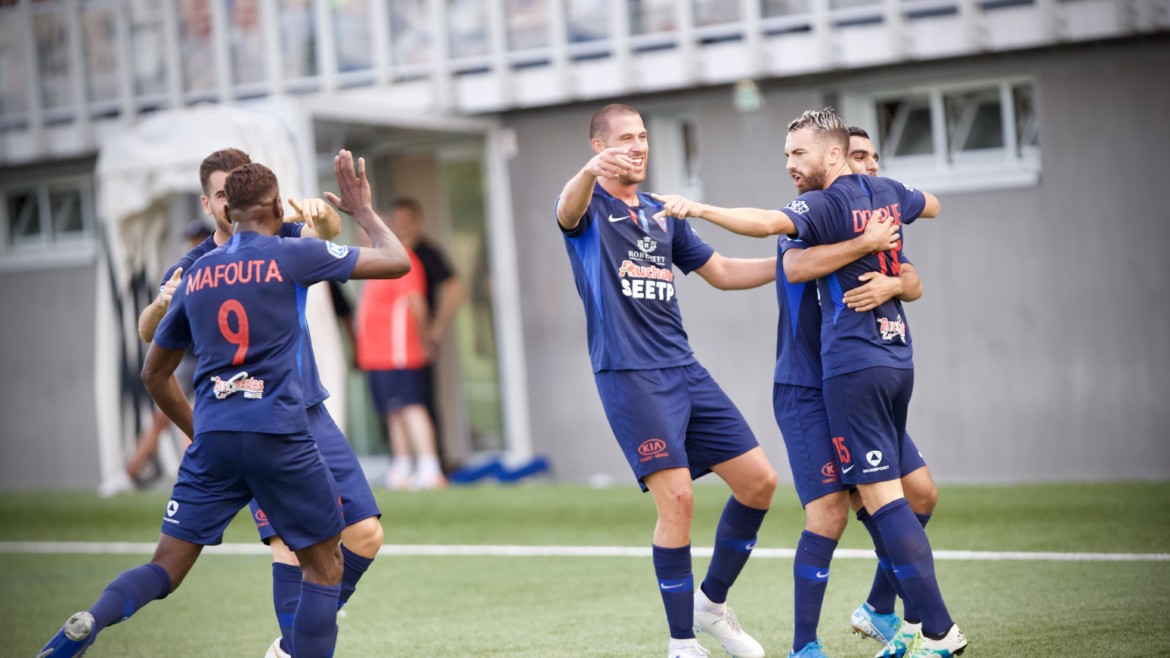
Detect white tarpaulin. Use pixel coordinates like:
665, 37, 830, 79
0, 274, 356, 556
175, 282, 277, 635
93, 104, 346, 491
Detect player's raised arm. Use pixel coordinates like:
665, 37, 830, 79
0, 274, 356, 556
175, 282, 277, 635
783, 214, 899, 283
137, 267, 183, 343
652, 193, 796, 238
556, 146, 636, 231
288, 197, 342, 241
324, 149, 412, 280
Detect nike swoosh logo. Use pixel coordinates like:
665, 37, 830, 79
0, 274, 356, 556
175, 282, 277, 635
816, 571, 829, 579
842, 465, 854, 473
608, 214, 627, 222
660, 583, 685, 590
745, 543, 756, 550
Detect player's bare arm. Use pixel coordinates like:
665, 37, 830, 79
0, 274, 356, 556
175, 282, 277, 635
841, 263, 922, 312
921, 192, 941, 218
556, 147, 637, 230
783, 216, 900, 283
141, 344, 194, 439
652, 194, 796, 238
694, 252, 777, 290
287, 197, 342, 241
325, 149, 412, 280
137, 267, 183, 343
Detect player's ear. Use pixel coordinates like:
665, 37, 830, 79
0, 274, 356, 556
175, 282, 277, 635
591, 137, 605, 154
200, 195, 212, 216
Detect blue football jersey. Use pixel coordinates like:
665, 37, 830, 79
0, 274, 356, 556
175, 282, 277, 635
154, 231, 359, 435
780, 175, 926, 379
158, 222, 332, 406
561, 183, 715, 372
774, 237, 824, 388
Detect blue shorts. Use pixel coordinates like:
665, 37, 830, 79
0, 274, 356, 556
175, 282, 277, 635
250, 402, 381, 543
368, 368, 427, 414
162, 430, 344, 552
595, 362, 758, 491
901, 433, 927, 475
773, 383, 849, 506
824, 366, 914, 486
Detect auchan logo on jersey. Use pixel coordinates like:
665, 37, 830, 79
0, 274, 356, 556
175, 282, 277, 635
618, 260, 675, 302
637, 438, 669, 463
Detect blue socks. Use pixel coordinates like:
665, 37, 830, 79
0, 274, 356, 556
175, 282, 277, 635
701, 497, 767, 604
871, 499, 952, 638
88, 562, 171, 631
339, 545, 374, 609
653, 544, 695, 639
293, 581, 341, 658
272, 563, 302, 655
793, 530, 837, 651
862, 511, 931, 621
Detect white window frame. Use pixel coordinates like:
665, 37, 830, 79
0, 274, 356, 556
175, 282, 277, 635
0, 174, 97, 272
646, 112, 704, 202
840, 76, 1040, 194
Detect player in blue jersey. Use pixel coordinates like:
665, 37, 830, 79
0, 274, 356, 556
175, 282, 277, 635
656, 109, 965, 658
136, 148, 385, 658
37, 153, 411, 658
557, 103, 778, 658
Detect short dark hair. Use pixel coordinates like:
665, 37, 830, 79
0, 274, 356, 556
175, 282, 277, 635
847, 126, 871, 140
787, 108, 849, 154
393, 196, 424, 218
199, 148, 251, 194
589, 103, 641, 140
223, 163, 278, 210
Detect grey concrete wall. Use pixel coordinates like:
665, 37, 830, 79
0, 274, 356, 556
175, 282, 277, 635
0, 264, 100, 490
505, 36, 1170, 485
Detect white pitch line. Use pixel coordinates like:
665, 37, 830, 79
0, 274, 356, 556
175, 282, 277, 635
0, 541, 1167, 562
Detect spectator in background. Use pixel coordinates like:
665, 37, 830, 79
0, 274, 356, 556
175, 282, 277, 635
387, 197, 466, 471
355, 207, 447, 490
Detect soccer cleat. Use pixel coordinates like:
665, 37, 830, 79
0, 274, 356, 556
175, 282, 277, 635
875, 621, 920, 658
906, 624, 967, 658
851, 602, 902, 645
37, 612, 95, 657
790, 638, 829, 657
668, 638, 712, 658
693, 589, 765, 658
263, 637, 291, 658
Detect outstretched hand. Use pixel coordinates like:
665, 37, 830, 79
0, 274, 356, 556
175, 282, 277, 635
159, 267, 183, 306
650, 193, 701, 222
586, 147, 637, 181
324, 149, 371, 216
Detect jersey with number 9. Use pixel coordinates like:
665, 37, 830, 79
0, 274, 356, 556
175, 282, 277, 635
154, 231, 359, 436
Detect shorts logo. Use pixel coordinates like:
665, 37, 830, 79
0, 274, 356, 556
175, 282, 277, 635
637, 438, 669, 463
820, 461, 839, 484
636, 236, 657, 253
163, 499, 181, 525
866, 450, 883, 467
254, 508, 269, 528
326, 242, 349, 259
786, 199, 810, 214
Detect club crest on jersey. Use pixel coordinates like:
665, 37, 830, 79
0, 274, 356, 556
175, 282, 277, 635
326, 242, 349, 259
211, 371, 265, 399
786, 199, 810, 214
636, 236, 657, 253
877, 315, 907, 343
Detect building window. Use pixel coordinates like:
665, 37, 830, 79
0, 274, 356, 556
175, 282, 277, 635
646, 113, 703, 202
0, 176, 96, 268
844, 78, 1040, 193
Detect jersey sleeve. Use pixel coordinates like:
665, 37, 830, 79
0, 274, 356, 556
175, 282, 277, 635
888, 177, 927, 225
558, 197, 595, 239
779, 237, 808, 255
779, 192, 834, 246
279, 238, 360, 286
153, 285, 192, 350
898, 248, 913, 266
280, 222, 305, 238
671, 218, 715, 274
